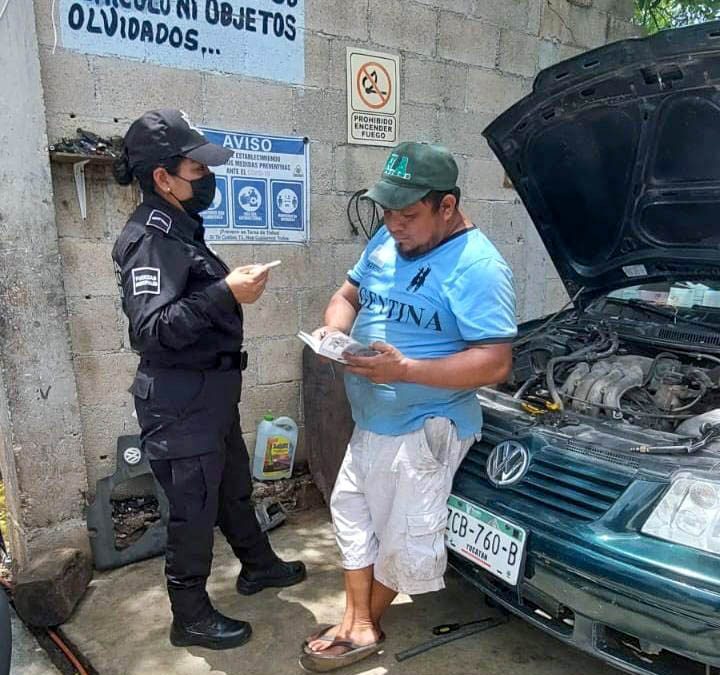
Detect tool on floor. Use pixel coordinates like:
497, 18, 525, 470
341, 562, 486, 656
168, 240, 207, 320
395, 614, 509, 662
254, 498, 287, 532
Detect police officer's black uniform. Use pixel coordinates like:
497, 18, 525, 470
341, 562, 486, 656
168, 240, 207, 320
111, 110, 305, 650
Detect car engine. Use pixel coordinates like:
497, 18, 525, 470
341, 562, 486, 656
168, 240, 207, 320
501, 319, 720, 442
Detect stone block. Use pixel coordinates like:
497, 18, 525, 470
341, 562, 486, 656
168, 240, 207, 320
307, 0, 369, 40
414, 0, 474, 13
334, 144, 390, 193
311, 193, 356, 242
67, 296, 123, 354
594, 0, 635, 21
474, 0, 536, 32
304, 32, 332, 90
38, 48, 97, 117
490, 200, 535, 245
399, 103, 439, 144
310, 142, 334, 194
300, 289, 333, 330
404, 56, 468, 109
438, 13, 499, 68
331, 242, 367, 287
293, 88, 346, 143
499, 30, 541, 78
544, 278, 571, 313
540, 1, 610, 49
91, 56, 203, 121
204, 74, 294, 135
251, 244, 336, 290
369, 0, 437, 57
467, 68, 528, 115
242, 290, 300, 339
437, 109, 496, 159
537, 40, 584, 70
58, 239, 117, 297
256, 337, 303, 384
74, 352, 138, 409
14, 548, 92, 627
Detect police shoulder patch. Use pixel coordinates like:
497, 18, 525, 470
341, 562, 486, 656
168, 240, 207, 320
146, 209, 172, 234
131, 267, 161, 296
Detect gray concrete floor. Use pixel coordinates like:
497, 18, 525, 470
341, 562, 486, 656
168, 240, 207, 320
10, 609, 61, 675
63, 509, 623, 675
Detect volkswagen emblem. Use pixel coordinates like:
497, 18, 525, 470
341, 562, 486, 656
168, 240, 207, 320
486, 440, 529, 487
123, 447, 142, 466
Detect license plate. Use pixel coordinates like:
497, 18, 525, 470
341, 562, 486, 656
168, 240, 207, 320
446, 494, 527, 586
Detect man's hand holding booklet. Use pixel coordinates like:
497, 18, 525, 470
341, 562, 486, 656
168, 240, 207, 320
297, 329, 378, 364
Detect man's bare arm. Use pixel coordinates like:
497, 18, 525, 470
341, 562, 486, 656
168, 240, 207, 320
320, 281, 361, 335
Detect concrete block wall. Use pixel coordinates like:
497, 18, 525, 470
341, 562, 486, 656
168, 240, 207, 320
33, 0, 636, 492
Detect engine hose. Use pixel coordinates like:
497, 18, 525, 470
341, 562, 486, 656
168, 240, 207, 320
547, 334, 619, 410
513, 376, 538, 400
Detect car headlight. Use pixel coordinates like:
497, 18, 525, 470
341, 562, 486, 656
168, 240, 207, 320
642, 472, 720, 555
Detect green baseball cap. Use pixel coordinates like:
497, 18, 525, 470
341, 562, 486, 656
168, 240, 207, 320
363, 142, 458, 209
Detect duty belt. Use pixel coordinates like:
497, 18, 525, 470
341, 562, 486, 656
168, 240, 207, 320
140, 351, 248, 372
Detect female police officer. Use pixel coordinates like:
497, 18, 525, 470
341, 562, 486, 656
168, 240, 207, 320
112, 109, 305, 650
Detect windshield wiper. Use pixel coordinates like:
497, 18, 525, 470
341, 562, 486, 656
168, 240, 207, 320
599, 297, 720, 331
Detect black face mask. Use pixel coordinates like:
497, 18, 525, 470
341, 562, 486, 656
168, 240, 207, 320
173, 172, 216, 216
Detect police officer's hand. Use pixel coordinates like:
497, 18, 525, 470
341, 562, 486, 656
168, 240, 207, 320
225, 265, 269, 304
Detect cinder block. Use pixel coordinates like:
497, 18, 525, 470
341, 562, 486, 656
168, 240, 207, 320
404, 56, 468, 109
240, 382, 302, 430
300, 289, 334, 330
331, 242, 367, 287
462, 157, 513, 202
250, 244, 336, 290
58, 239, 117, 297
67, 296, 123, 354
311, 193, 357, 242
414, 0, 474, 13
293, 88, 346, 143
544, 278, 571, 314
74, 352, 138, 408
204, 74, 294, 135
540, 1, 610, 49
467, 68, 528, 115
474, 0, 536, 31
607, 16, 643, 42
499, 30, 541, 78
438, 13, 499, 68
437, 109, 495, 159
242, 290, 301, 339
15, 548, 92, 627
369, 0, 437, 57
52, 164, 109, 241
79, 403, 141, 491
310, 142, 334, 193
241, 341, 260, 388
333, 144, 390, 193
39, 48, 97, 117
91, 56, 203, 121
304, 32, 332, 90
537, 40, 584, 70
489, 200, 535, 245
256, 337, 303, 384
307, 0, 369, 40
399, 103, 439, 144
594, 0, 635, 21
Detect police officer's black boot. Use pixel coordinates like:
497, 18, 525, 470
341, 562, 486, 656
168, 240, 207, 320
236, 558, 307, 596
170, 609, 252, 650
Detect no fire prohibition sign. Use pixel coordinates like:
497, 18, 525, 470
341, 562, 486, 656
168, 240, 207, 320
346, 48, 400, 147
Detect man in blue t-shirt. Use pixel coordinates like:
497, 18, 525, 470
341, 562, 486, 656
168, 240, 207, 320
301, 142, 516, 672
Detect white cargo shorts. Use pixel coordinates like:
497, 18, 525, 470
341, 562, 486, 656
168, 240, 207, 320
329, 417, 475, 595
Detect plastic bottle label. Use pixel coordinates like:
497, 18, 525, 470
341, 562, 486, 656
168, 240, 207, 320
263, 435, 291, 476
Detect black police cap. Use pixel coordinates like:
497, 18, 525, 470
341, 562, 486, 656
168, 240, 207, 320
124, 109, 233, 169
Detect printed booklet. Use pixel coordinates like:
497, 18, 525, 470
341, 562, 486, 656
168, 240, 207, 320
297, 330, 377, 364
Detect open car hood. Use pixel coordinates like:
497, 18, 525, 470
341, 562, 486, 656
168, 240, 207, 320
484, 21, 720, 300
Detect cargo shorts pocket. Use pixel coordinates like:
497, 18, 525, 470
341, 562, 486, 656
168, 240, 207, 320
404, 509, 448, 580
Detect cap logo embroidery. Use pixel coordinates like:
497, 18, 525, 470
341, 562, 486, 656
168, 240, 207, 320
146, 209, 172, 234
179, 110, 204, 136
383, 153, 412, 180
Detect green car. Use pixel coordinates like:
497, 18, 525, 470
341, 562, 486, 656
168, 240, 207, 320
449, 21, 720, 675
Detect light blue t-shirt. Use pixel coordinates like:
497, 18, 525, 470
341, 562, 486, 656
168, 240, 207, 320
345, 225, 517, 439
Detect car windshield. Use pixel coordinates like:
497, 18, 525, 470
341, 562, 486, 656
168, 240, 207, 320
605, 280, 720, 310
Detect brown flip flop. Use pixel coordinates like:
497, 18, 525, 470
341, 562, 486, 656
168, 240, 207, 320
299, 633, 386, 673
